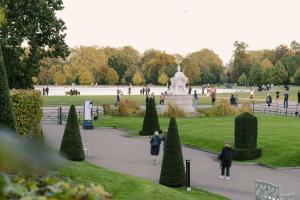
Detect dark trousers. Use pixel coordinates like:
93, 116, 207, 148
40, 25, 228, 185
284, 100, 288, 108
221, 166, 230, 177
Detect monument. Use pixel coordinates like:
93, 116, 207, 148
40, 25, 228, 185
164, 65, 194, 112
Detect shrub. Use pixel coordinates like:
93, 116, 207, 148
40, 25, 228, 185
163, 103, 186, 118
0, 48, 16, 131
233, 112, 262, 160
117, 99, 140, 117
10, 90, 43, 141
139, 97, 161, 135
102, 104, 112, 115
1, 173, 111, 200
159, 117, 185, 187
60, 105, 85, 161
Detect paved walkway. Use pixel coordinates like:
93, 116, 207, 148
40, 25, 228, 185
43, 124, 300, 200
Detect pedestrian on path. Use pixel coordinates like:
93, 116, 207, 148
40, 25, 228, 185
284, 92, 289, 108
250, 88, 254, 100
218, 140, 233, 180
149, 131, 161, 165
266, 93, 272, 108
297, 90, 300, 105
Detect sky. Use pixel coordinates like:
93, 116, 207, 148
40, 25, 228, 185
58, 0, 300, 64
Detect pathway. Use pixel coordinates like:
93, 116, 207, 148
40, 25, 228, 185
43, 124, 300, 200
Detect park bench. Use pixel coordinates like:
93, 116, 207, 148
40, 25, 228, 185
255, 180, 295, 200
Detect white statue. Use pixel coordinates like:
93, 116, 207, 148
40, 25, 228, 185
170, 65, 188, 94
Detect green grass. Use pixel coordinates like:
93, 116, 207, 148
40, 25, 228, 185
94, 114, 300, 167
59, 161, 227, 200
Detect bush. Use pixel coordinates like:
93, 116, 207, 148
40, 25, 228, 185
10, 90, 43, 141
159, 117, 185, 187
0, 48, 16, 131
60, 105, 85, 161
139, 97, 161, 135
102, 104, 112, 115
117, 99, 140, 117
163, 103, 186, 118
233, 112, 262, 160
1, 173, 110, 200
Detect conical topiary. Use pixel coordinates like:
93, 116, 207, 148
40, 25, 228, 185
59, 105, 85, 161
0, 47, 16, 131
233, 112, 262, 160
139, 97, 161, 135
159, 117, 185, 187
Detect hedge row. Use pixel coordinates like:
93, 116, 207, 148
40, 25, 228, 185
10, 90, 43, 140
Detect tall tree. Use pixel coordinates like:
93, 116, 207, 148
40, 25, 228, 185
248, 64, 263, 87
270, 44, 291, 64
270, 61, 289, 85
0, 0, 69, 89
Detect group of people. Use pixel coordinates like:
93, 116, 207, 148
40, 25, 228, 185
65, 89, 80, 96
149, 131, 233, 179
42, 86, 49, 96
139, 85, 151, 95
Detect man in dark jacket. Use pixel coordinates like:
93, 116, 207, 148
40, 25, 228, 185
266, 93, 272, 108
218, 141, 233, 180
150, 131, 161, 165
298, 90, 300, 105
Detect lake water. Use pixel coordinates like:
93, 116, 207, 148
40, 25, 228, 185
35, 85, 250, 96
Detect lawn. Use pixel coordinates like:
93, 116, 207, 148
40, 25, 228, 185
59, 161, 227, 200
93, 114, 300, 167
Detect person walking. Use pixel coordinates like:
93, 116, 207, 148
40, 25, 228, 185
250, 88, 254, 100
211, 90, 216, 105
218, 141, 233, 180
230, 94, 235, 106
45, 86, 49, 96
42, 88, 45, 96
116, 91, 121, 106
188, 86, 192, 94
298, 90, 300, 105
159, 92, 165, 105
284, 92, 289, 108
193, 90, 199, 107
149, 131, 161, 165
266, 93, 272, 108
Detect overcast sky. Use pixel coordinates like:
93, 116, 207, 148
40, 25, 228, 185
58, 0, 300, 64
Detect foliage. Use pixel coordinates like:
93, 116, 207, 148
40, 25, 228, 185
233, 112, 261, 160
158, 72, 169, 85
270, 61, 289, 85
159, 117, 185, 187
238, 73, 248, 85
0, 0, 69, 89
260, 59, 273, 70
10, 90, 43, 140
132, 71, 144, 85
0, 48, 16, 131
104, 68, 119, 85
117, 100, 140, 117
60, 105, 85, 161
79, 70, 94, 85
140, 97, 161, 135
1, 173, 110, 200
248, 64, 263, 86
293, 67, 300, 85
282, 55, 300, 76
102, 104, 112, 115
163, 104, 186, 118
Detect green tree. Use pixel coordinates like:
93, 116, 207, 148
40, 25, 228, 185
158, 72, 169, 85
124, 65, 139, 84
104, 68, 119, 85
53, 71, 66, 85
0, 48, 16, 131
132, 71, 143, 85
270, 61, 289, 85
231, 41, 252, 82
159, 117, 185, 187
293, 67, 300, 85
180, 58, 201, 84
139, 97, 161, 136
281, 55, 300, 76
0, 0, 69, 89
59, 105, 85, 161
238, 73, 248, 86
290, 41, 300, 54
108, 51, 134, 82
270, 44, 291, 64
248, 64, 264, 86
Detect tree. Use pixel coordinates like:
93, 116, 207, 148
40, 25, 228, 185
281, 55, 300, 76
231, 41, 252, 82
270, 61, 289, 85
139, 97, 161, 136
180, 57, 201, 84
248, 64, 264, 86
79, 70, 94, 85
108, 51, 134, 82
0, 48, 16, 131
159, 117, 185, 187
260, 59, 273, 71
238, 73, 248, 86
104, 68, 119, 85
270, 44, 291, 64
132, 71, 143, 85
290, 41, 300, 54
59, 105, 85, 161
124, 65, 139, 84
53, 71, 66, 85
158, 72, 169, 85
293, 67, 300, 85
0, 0, 69, 89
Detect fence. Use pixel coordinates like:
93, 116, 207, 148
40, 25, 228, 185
252, 101, 300, 117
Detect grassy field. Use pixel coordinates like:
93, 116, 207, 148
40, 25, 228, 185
42, 85, 300, 106
59, 161, 227, 200
93, 114, 300, 167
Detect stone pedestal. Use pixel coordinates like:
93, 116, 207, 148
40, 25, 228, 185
163, 95, 194, 113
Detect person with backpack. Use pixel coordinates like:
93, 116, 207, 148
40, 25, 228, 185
149, 131, 162, 165
218, 140, 233, 180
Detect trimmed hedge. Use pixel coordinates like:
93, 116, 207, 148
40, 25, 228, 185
140, 97, 161, 135
233, 112, 262, 160
159, 117, 185, 187
10, 90, 43, 141
60, 105, 85, 161
0, 47, 16, 131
